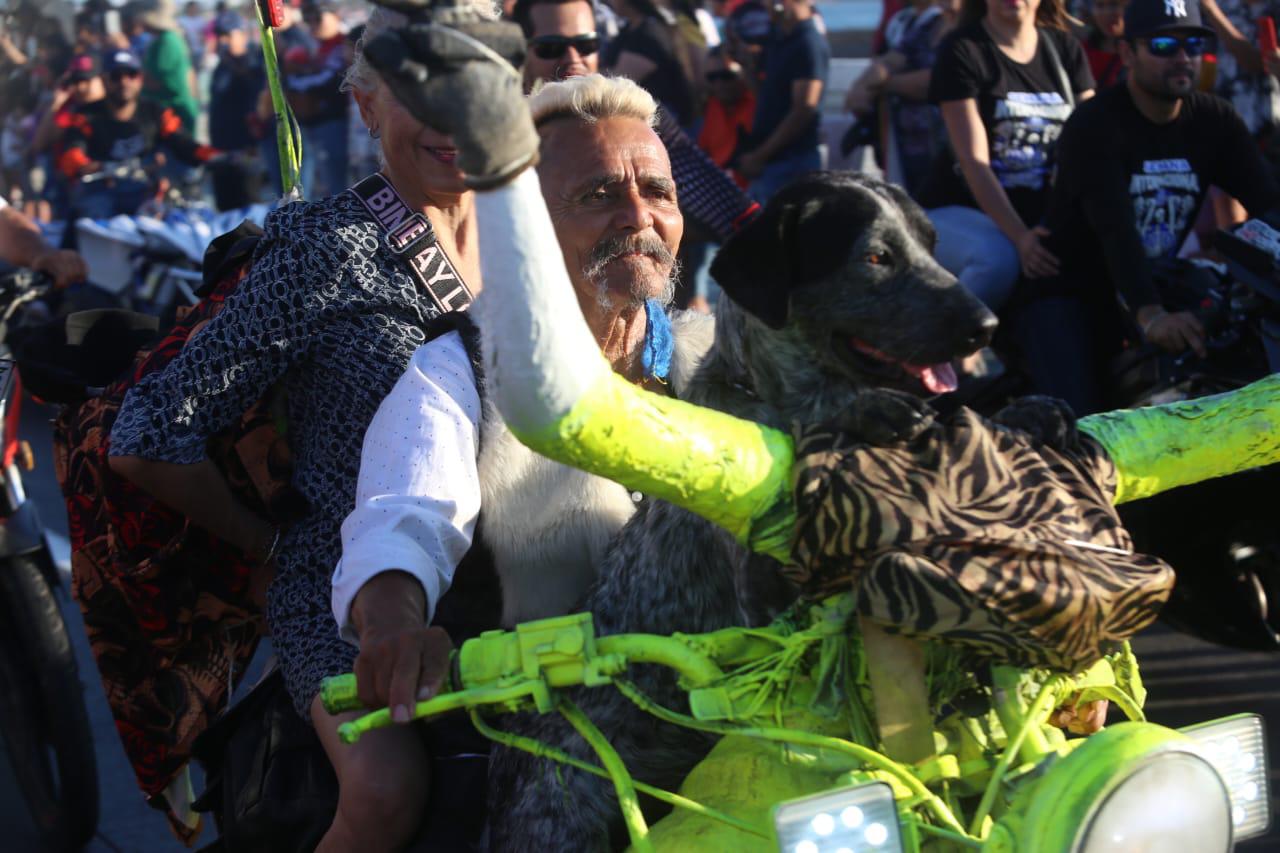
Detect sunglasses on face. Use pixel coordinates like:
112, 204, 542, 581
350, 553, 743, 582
1144, 34, 1211, 57
528, 33, 600, 60
109, 70, 141, 81
705, 69, 739, 82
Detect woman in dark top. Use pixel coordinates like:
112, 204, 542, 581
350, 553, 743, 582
918, 0, 1094, 309
605, 0, 698, 126
107, 8, 482, 850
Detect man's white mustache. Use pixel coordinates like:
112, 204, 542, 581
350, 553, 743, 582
584, 235, 675, 279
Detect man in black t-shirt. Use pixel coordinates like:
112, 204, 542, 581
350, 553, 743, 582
736, 0, 830, 201
1046, 0, 1280, 358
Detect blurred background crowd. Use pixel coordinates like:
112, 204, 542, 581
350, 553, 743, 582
4, 0, 1280, 312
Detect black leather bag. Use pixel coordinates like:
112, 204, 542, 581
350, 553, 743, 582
191, 670, 338, 853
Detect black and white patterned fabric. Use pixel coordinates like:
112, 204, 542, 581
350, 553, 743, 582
655, 107, 759, 240
110, 189, 449, 717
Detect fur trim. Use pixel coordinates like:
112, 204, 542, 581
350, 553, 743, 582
477, 315, 712, 626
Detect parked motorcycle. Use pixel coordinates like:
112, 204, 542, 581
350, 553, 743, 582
0, 269, 99, 852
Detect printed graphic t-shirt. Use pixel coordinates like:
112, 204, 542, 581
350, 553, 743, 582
1045, 85, 1280, 311
919, 23, 1093, 225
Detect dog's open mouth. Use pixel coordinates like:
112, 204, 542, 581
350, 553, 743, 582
838, 337, 959, 395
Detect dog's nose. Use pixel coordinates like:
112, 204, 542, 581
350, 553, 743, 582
964, 311, 999, 352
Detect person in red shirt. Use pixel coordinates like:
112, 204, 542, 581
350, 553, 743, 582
1082, 0, 1128, 90
697, 47, 756, 188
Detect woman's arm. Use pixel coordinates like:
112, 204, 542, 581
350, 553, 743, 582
940, 98, 1059, 277
882, 67, 933, 101
108, 455, 276, 558
333, 336, 482, 642
108, 229, 326, 549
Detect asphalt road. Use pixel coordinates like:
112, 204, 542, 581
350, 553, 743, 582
3, 400, 1280, 852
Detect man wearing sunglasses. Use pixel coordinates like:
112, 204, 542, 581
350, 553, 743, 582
58, 49, 218, 218
512, 0, 757, 246
1032, 0, 1279, 405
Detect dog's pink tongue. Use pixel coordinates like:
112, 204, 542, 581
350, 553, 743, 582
906, 361, 958, 395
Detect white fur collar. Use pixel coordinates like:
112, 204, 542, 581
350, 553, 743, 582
477, 310, 714, 625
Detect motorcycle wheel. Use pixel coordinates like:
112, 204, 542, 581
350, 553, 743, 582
0, 552, 99, 852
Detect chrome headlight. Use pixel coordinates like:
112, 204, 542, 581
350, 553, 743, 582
1077, 750, 1231, 852
1183, 714, 1272, 841
774, 781, 903, 853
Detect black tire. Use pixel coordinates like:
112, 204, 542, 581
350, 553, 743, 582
0, 552, 99, 851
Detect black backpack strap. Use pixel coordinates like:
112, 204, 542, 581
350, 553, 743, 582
198, 219, 266, 298
348, 174, 474, 314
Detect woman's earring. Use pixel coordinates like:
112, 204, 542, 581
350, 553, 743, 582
369, 127, 380, 140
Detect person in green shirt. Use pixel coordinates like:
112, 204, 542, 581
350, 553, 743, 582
134, 0, 200, 131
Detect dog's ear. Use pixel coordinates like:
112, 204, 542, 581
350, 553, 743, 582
711, 185, 855, 329
709, 199, 799, 329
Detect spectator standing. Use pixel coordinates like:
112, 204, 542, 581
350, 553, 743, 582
178, 1, 209, 70
33, 55, 106, 157
136, 0, 200, 132
120, 3, 155, 65
916, 0, 1093, 310
844, 0, 956, 195
1081, 0, 1128, 89
287, 0, 350, 198
698, 46, 755, 187
208, 11, 266, 210
604, 0, 698, 127
31, 54, 106, 217
690, 45, 755, 309
735, 0, 831, 201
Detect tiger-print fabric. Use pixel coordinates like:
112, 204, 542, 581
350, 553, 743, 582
790, 407, 1175, 673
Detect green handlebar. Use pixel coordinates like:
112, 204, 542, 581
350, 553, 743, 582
320, 673, 362, 714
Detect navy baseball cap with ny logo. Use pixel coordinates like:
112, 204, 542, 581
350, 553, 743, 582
1124, 0, 1215, 39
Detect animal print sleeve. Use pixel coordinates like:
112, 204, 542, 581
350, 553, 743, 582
109, 213, 341, 464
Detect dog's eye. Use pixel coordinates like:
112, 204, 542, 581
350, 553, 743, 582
864, 251, 891, 266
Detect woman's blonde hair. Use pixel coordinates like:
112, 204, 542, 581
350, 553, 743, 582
528, 74, 658, 129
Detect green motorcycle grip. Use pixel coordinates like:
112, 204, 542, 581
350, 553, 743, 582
320, 674, 363, 714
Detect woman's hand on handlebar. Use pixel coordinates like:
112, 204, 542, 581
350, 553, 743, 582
29, 248, 87, 289
351, 571, 453, 723
1016, 226, 1060, 278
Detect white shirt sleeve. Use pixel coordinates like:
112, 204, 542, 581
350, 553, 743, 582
332, 330, 483, 643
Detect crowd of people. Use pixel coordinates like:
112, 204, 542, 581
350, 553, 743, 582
1, 0, 1280, 848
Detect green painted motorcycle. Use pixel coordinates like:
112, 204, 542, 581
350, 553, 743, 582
321, 371, 1280, 852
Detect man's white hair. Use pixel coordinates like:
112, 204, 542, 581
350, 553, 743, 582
340, 1, 502, 94
528, 74, 657, 130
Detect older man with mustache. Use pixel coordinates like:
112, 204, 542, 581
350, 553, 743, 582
327, 74, 710, 845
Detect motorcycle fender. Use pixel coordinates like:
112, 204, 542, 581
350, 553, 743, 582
0, 501, 54, 572
638, 735, 835, 852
